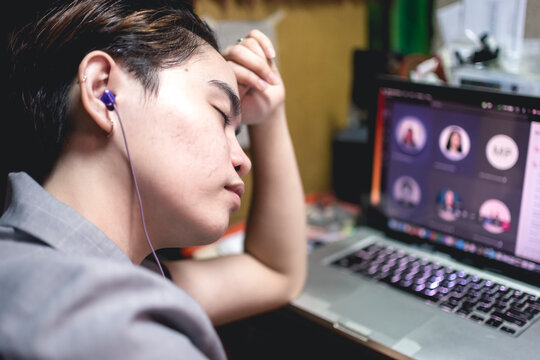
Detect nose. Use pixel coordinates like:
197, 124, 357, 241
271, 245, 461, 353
231, 137, 251, 177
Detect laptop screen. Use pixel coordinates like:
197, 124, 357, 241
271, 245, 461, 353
369, 77, 540, 276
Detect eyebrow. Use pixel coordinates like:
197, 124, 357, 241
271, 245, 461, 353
208, 80, 241, 117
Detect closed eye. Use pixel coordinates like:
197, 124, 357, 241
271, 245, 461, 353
214, 107, 231, 126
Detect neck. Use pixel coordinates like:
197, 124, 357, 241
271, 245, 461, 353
43, 134, 151, 264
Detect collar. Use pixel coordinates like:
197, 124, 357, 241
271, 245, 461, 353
0, 172, 130, 263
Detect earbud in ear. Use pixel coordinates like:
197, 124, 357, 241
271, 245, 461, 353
100, 90, 116, 111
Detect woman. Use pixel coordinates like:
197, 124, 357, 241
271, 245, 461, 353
0, 0, 306, 358
437, 189, 460, 222
401, 127, 416, 149
446, 130, 463, 154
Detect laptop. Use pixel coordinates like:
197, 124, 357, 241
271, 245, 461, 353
292, 77, 540, 359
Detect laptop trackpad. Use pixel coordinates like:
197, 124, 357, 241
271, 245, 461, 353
328, 285, 434, 342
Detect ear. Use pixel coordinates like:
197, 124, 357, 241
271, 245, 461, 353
77, 51, 117, 134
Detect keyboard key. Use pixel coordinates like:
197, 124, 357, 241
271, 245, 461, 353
398, 279, 414, 289
492, 301, 507, 311
480, 293, 496, 302
456, 307, 473, 316
447, 296, 461, 306
350, 263, 370, 272
485, 283, 501, 295
509, 290, 526, 300
509, 300, 527, 310
461, 300, 476, 310
470, 314, 485, 323
440, 301, 458, 311
476, 304, 492, 313
526, 299, 540, 311
441, 280, 457, 289
471, 281, 486, 290
491, 311, 527, 327
500, 326, 516, 335
373, 271, 391, 281
507, 308, 534, 320
433, 292, 446, 301
524, 307, 540, 317
486, 318, 502, 328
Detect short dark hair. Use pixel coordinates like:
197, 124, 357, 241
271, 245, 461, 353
5, 0, 218, 184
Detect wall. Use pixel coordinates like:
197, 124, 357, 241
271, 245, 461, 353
195, 0, 368, 223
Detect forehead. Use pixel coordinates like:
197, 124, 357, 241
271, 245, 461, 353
178, 46, 238, 94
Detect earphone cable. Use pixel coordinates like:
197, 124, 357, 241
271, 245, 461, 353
113, 108, 166, 279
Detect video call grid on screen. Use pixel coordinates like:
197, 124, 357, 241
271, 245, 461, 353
375, 84, 540, 266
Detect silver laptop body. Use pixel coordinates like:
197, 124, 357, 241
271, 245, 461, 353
292, 78, 540, 359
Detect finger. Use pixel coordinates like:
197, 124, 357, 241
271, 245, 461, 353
238, 37, 266, 60
243, 33, 280, 78
237, 38, 279, 84
238, 83, 250, 99
225, 45, 278, 85
246, 29, 276, 60
228, 61, 269, 92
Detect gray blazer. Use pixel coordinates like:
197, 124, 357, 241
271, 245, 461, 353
0, 172, 226, 359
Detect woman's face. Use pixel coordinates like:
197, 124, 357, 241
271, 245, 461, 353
444, 190, 454, 206
117, 46, 250, 248
450, 131, 461, 149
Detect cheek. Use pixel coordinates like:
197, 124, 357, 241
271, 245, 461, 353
166, 121, 230, 182
196, 139, 230, 178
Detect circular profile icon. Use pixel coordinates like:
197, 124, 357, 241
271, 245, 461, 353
393, 176, 421, 207
395, 116, 427, 155
439, 125, 471, 161
485, 134, 519, 171
478, 199, 511, 234
437, 189, 461, 222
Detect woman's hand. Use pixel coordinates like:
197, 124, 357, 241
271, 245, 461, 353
222, 29, 285, 125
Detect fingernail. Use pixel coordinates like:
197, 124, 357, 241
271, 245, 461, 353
267, 71, 278, 84
257, 79, 268, 90
267, 46, 276, 59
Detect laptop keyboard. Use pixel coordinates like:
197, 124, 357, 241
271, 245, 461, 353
332, 243, 540, 336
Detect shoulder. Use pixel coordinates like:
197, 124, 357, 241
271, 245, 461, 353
0, 235, 225, 360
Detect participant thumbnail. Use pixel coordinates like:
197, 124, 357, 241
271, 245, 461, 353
485, 134, 519, 171
439, 125, 470, 161
395, 116, 427, 155
437, 188, 461, 222
393, 176, 421, 207
478, 199, 511, 234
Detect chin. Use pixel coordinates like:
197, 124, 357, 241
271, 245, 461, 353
188, 219, 230, 247
207, 222, 230, 244
154, 213, 228, 249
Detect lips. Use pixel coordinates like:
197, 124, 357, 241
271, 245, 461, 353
225, 183, 245, 200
